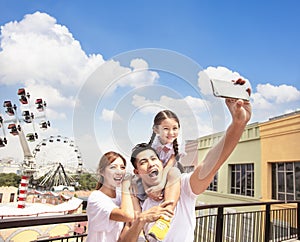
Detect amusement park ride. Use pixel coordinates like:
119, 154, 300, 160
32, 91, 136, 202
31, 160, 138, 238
0, 88, 82, 208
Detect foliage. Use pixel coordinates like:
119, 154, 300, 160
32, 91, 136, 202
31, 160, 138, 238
0, 173, 21, 187
0, 172, 98, 191
75, 173, 98, 191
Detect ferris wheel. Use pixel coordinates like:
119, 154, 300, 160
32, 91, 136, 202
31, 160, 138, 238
32, 135, 83, 189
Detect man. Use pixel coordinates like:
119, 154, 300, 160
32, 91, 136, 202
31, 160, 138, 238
123, 96, 252, 242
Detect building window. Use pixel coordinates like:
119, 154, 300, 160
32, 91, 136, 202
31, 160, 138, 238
10, 193, 15, 202
0, 193, 2, 203
207, 173, 218, 191
272, 162, 300, 201
230, 164, 254, 197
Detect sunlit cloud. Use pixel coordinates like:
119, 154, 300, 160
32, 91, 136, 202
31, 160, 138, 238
256, 83, 300, 103
100, 108, 122, 121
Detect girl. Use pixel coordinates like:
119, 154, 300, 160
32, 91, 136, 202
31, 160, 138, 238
133, 110, 183, 241
86, 151, 134, 242
147, 109, 184, 199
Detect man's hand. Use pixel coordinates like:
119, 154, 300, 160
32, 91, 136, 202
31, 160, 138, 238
225, 98, 252, 126
139, 200, 174, 223
226, 78, 252, 125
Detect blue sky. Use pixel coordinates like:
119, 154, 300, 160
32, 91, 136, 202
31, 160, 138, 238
0, 1, 299, 171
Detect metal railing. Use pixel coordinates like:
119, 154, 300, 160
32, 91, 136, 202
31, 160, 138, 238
194, 201, 300, 242
0, 201, 299, 242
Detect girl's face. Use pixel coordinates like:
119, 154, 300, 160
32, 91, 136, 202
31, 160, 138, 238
101, 157, 126, 188
154, 118, 179, 145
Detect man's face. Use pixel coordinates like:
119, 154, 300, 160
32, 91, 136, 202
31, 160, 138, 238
134, 149, 163, 187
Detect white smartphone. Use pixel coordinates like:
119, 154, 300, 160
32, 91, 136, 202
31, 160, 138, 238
210, 79, 251, 101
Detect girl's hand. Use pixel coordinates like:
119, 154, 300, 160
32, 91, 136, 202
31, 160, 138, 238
146, 185, 164, 201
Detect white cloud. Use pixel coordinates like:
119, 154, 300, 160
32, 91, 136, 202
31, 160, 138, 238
251, 92, 273, 109
100, 108, 122, 121
0, 11, 105, 88
46, 108, 67, 120
131, 94, 211, 139
25, 81, 75, 108
117, 58, 159, 88
132, 94, 207, 115
256, 83, 300, 103
249, 83, 300, 122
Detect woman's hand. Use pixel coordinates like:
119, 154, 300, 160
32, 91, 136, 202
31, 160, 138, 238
122, 173, 133, 191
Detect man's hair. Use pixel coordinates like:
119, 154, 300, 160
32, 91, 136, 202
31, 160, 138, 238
130, 143, 159, 168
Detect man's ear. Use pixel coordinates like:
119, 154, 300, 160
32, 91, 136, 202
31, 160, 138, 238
133, 168, 140, 177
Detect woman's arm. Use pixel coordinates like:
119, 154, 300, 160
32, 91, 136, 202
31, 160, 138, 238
110, 174, 135, 222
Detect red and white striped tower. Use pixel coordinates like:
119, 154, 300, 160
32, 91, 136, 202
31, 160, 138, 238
16, 129, 36, 208
17, 175, 29, 208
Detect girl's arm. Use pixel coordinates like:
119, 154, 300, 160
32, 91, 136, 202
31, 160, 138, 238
164, 166, 181, 211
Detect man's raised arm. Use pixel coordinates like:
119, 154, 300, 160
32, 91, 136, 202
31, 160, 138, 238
190, 98, 252, 195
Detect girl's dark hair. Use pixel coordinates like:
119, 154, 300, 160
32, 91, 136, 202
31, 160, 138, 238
95, 151, 126, 190
148, 110, 180, 156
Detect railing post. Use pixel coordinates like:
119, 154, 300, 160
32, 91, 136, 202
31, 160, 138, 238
264, 203, 271, 242
215, 206, 224, 242
297, 201, 300, 240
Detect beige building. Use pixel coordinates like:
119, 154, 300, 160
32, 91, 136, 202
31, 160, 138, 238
259, 111, 300, 201
182, 111, 300, 206
0, 186, 18, 203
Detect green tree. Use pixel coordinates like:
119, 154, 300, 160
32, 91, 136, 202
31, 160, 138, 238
0, 173, 21, 187
75, 173, 98, 191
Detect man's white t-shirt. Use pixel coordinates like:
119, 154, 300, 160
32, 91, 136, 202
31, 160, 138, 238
86, 190, 124, 242
142, 173, 197, 242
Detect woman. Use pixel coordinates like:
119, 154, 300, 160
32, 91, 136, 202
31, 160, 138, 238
86, 151, 134, 242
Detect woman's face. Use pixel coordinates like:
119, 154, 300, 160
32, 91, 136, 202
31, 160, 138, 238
102, 157, 126, 188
